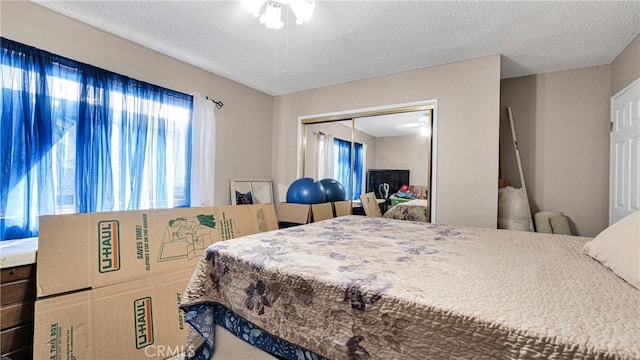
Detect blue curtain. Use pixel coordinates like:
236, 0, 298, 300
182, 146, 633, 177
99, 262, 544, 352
353, 142, 363, 199
333, 138, 364, 201
334, 138, 352, 199
0, 38, 192, 240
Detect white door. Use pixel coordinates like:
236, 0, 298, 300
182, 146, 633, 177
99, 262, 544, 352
610, 78, 640, 224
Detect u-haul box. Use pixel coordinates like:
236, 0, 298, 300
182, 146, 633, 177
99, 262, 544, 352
37, 204, 278, 297
34, 270, 194, 359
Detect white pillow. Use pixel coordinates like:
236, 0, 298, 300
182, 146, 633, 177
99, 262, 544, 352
582, 211, 639, 290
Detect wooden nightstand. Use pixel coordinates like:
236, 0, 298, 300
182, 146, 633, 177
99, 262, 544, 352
1, 263, 36, 360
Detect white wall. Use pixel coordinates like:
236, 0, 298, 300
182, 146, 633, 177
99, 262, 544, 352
500, 65, 611, 237
0, 1, 274, 205
374, 135, 429, 187
611, 34, 640, 96
273, 55, 501, 228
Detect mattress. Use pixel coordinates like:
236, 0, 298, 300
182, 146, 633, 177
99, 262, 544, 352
180, 216, 640, 359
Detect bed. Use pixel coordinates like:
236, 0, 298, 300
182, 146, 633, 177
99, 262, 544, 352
180, 215, 640, 360
382, 199, 429, 222
0, 236, 38, 268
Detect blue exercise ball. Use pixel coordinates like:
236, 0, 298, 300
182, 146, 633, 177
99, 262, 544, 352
286, 178, 327, 204
319, 178, 346, 202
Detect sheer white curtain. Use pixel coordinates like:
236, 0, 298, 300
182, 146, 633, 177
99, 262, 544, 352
316, 133, 334, 180
190, 93, 216, 206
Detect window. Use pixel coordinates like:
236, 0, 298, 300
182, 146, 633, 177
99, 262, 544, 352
333, 137, 364, 200
1, 38, 192, 240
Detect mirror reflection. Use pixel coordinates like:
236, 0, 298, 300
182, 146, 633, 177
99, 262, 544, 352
355, 111, 431, 201
301, 108, 432, 220
230, 178, 274, 205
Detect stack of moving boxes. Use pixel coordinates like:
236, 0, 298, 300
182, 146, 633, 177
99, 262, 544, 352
277, 200, 352, 227
33, 204, 278, 359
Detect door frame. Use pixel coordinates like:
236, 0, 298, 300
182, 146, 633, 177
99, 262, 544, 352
609, 77, 640, 224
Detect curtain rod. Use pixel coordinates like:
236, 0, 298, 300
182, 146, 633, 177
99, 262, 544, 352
205, 96, 224, 109
313, 131, 326, 136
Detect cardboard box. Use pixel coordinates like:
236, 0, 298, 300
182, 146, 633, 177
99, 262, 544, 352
276, 202, 311, 225
311, 203, 334, 222
277, 202, 356, 225
360, 193, 382, 217
37, 204, 277, 297
34, 270, 193, 359
333, 200, 353, 217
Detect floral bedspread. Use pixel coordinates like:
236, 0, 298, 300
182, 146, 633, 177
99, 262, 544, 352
382, 199, 429, 222
180, 216, 640, 360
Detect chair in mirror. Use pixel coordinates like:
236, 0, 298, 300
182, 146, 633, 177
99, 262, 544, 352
230, 178, 274, 205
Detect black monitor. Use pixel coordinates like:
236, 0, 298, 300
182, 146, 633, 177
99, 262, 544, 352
366, 169, 410, 199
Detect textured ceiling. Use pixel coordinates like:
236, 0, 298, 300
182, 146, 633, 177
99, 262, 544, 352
34, 1, 640, 96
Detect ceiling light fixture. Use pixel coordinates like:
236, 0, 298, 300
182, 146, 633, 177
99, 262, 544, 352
242, 0, 315, 30
419, 125, 431, 137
